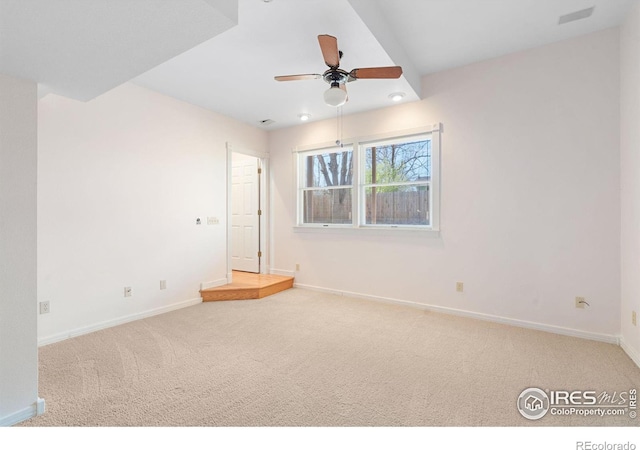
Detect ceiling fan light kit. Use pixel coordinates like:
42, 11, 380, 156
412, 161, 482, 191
275, 34, 403, 107
324, 84, 348, 107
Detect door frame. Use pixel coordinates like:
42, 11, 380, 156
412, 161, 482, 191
226, 143, 270, 283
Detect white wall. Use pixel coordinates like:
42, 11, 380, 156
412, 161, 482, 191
38, 83, 267, 343
269, 29, 621, 340
621, 3, 640, 365
0, 74, 39, 424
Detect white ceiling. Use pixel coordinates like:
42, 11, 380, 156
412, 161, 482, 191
133, 0, 419, 130
0, 0, 238, 100
1, 0, 636, 128
375, 0, 636, 75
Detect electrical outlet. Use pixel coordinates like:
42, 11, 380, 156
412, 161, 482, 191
295, 263, 300, 271
456, 282, 464, 293
160, 280, 167, 290
39, 301, 50, 314
124, 287, 132, 297
575, 297, 586, 309
633, 311, 637, 326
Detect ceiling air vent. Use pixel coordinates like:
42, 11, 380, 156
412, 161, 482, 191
559, 7, 595, 25
259, 119, 275, 126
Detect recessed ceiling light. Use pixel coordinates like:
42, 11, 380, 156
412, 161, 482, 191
388, 92, 405, 102
298, 113, 311, 122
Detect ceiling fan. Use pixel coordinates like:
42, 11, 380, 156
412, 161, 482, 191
274, 34, 403, 107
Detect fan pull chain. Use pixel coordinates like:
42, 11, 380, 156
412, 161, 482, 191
335, 106, 344, 148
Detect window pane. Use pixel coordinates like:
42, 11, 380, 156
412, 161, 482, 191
365, 139, 431, 184
365, 185, 430, 226
303, 188, 352, 224
304, 150, 353, 188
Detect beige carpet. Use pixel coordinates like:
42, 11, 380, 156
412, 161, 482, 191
20, 288, 640, 426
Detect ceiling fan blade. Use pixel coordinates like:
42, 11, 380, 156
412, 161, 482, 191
274, 74, 322, 82
349, 66, 403, 79
318, 34, 340, 68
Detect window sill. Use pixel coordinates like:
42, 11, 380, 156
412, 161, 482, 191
293, 225, 441, 237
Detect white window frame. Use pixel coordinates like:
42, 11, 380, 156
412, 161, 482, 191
359, 133, 433, 229
296, 144, 355, 228
293, 124, 441, 234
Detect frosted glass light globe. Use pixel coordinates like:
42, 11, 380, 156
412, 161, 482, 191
324, 86, 347, 107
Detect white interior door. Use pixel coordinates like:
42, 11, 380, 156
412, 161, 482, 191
231, 153, 260, 273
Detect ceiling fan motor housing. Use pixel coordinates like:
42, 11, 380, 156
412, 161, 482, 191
323, 69, 349, 86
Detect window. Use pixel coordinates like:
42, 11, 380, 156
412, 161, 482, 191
298, 146, 354, 225
296, 125, 441, 231
362, 135, 431, 226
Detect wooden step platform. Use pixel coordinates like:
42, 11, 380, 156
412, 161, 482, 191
200, 271, 294, 302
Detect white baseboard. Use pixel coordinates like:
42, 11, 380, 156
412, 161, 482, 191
38, 297, 202, 347
0, 397, 44, 427
620, 337, 640, 369
200, 278, 228, 290
294, 283, 619, 345
271, 268, 295, 277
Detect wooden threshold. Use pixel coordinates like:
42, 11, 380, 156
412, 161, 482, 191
200, 271, 294, 302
